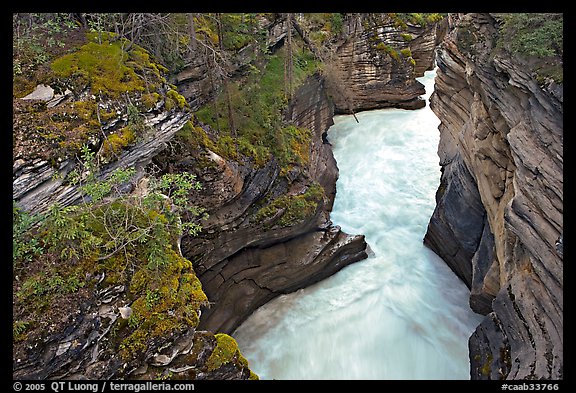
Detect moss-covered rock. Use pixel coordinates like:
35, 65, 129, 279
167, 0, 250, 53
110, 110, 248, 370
14, 30, 189, 168
206, 333, 249, 372
50, 31, 166, 99
253, 181, 325, 228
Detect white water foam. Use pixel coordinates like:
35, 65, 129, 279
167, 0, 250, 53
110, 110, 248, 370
233, 69, 483, 380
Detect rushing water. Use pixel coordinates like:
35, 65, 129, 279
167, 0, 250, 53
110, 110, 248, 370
233, 69, 483, 380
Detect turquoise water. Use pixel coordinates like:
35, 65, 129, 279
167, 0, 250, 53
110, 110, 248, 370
233, 69, 483, 380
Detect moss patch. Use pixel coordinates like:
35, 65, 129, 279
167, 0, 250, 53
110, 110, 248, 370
13, 196, 209, 366
254, 182, 325, 227
99, 126, 137, 162
14, 30, 189, 166
50, 31, 167, 99
205, 333, 250, 372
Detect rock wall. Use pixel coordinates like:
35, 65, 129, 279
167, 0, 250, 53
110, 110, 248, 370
13, 104, 191, 217
424, 13, 563, 379
158, 12, 447, 339
12, 37, 255, 380
160, 14, 447, 336
12, 14, 448, 380
156, 74, 368, 335
327, 14, 446, 113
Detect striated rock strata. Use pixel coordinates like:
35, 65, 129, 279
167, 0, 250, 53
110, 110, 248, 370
326, 14, 446, 113
155, 74, 368, 334
424, 13, 562, 379
162, 12, 446, 340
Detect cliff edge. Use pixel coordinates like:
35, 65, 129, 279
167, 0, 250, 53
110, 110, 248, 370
424, 13, 563, 379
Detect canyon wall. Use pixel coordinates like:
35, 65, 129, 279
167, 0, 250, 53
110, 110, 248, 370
162, 74, 369, 335
12, 14, 446, 380
164, 13, 445, 336
326, 14, 445, 113
424, 13, 563, 379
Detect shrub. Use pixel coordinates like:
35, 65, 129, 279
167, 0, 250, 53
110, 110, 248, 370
498, 13, 563, 58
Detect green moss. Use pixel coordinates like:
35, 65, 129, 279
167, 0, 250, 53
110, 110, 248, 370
14, 99, 103, 163
276, 125, 312, 176
51, 32, 168, 99
393, 13, 445, 28
206, 333, 250, 372
52, 41, 141, 97
480, 353, 493, 377
100, 126, 136, 162
165, 89, 188, 111
175, 120, 217, 152
118, 240, 209, 361
141, 92, 162, 111
401, 33, 413, 42
400, 48, 412, 58
254, 182, 325, 227
375, 42, 400, 61
15, 30, 183, 166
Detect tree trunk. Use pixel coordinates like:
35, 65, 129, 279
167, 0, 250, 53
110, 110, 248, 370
188, 13, 197, 55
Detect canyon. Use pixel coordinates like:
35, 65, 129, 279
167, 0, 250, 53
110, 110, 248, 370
12, 13, 562, 380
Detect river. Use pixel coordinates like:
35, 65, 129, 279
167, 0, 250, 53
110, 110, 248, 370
233, 69, 484, 380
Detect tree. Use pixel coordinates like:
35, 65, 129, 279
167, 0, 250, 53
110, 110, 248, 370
284, 13, 294, 100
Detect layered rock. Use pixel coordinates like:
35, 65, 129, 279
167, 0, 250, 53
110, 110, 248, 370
156, 12, 447, 341
172, 12, 447, 143
326, 14, 446, 113
13, 101, 191, 217
13, 32, 256, 381
155, 74, 368, 334
13, 14, 450, 380
424, 13, 563, 379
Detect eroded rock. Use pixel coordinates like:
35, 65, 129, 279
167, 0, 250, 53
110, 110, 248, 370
425, 13, 562, 379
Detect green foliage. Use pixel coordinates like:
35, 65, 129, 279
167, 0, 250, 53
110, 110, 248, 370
329, 13, 344, 35
220, 13, 261, 51
13, 320, 32, 341
13, 202, 43, 266
494, 13, 563, 83
40, 203, 102, 260
17, 272, 85, 302
149, 172, 207, 237
13, 13, 80, 97
393, 13, 445, 28
303, 13, 345, 45
14, 157, 209, 363
195, 48, 319, 175
145, 289, 161, 309
254, 182, 325, 227
498, 13, 563, 58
